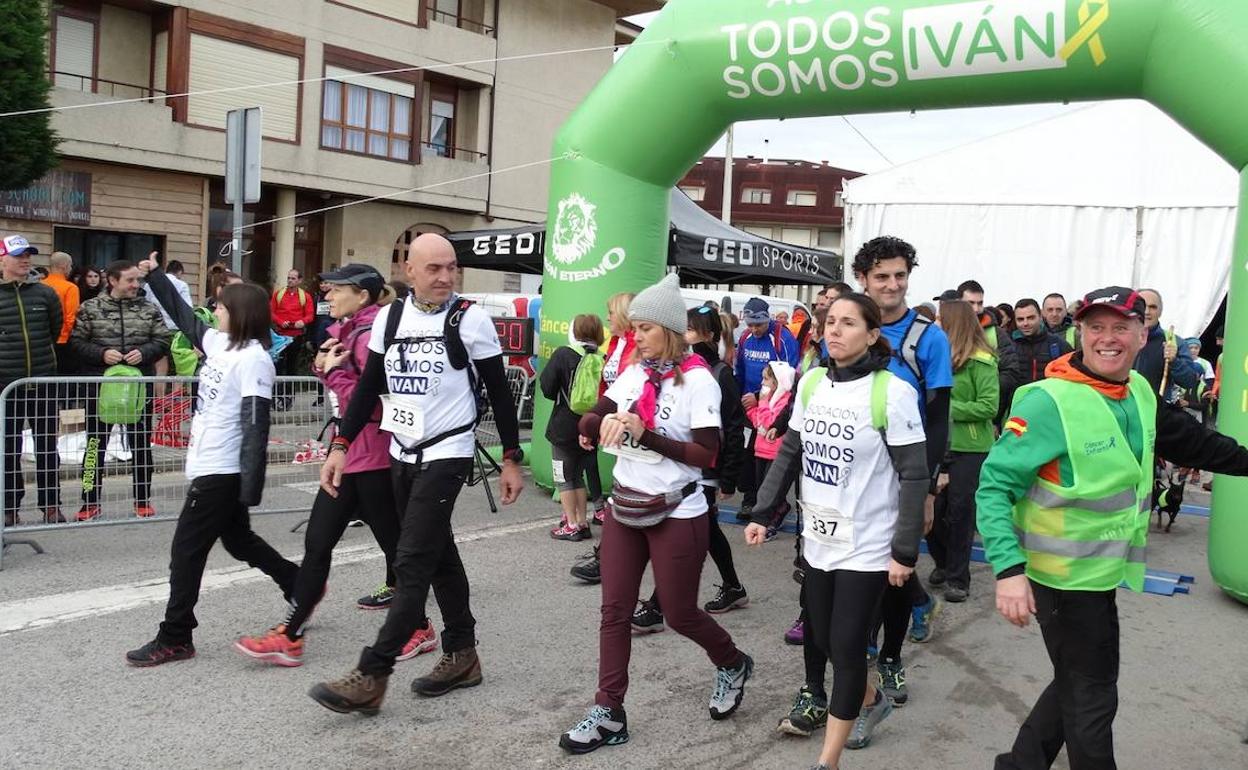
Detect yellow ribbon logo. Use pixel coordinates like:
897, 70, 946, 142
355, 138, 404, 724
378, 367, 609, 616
1059, 0, 1110, 66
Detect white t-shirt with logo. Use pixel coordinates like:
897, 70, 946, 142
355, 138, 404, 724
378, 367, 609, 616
795, 373, 925, 572
604, 363, 722, 519
185, 328, 276, 479
601, 336, 627, 389
368, 298, 502, 463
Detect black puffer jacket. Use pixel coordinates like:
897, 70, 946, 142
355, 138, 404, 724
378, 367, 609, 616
0, 280, 62, 386
70, 293, 171, 377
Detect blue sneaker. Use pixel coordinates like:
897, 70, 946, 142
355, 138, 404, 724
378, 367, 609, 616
909, 595, 942, 643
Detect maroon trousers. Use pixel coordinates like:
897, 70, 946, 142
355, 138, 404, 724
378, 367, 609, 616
595, 509, 742, 709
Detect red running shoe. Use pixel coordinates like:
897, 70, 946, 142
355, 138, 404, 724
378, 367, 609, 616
397, 620, 439, 661
134, 504, 156, 518
234, 625, 304, 667
76, 504, 102, 522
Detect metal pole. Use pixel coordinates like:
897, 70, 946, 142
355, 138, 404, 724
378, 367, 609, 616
231, 196, 244, 276
721, 124, 734, 225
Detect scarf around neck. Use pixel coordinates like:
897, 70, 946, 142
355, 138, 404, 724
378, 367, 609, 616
634, 353, 709, 429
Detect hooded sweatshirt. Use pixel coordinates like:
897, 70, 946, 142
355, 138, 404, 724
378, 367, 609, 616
748, 360, 795, 459
977, 352, 1248, 580
318, 302, 388, 474
735, 320, 800, 396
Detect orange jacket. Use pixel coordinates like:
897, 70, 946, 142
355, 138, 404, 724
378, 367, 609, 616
42, 272, 79, 344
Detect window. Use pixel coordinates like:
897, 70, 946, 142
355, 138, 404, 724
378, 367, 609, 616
741, 187, 771, 205
786, 190, 817, 207
834, 190, 845, 207
321, 78, 414, 161
679, 185, 705, 201
780, 228, 813, 247
51, 12, 97, 91
424, 83, 457, 158
54, 228, 164, 270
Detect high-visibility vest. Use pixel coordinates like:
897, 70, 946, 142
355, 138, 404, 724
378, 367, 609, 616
1063, 325, 1077, 349
1011, 373, 1157, 592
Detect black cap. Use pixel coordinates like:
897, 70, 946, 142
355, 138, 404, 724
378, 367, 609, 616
1074, 286, 1146, 322
934, 289, 960, 302
319, 263, 384, 293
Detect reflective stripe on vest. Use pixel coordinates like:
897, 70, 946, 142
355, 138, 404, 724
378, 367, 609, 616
1011, 373, 1157, 592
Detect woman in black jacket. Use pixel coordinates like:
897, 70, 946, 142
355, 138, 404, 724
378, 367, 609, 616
631, 304, 751, 632
540, 313, 605, 542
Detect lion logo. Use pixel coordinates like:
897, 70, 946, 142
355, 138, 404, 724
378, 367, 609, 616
551, 193, 597, 265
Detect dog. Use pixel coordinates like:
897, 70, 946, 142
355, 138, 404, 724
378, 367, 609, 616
1152, 467, 1187, 533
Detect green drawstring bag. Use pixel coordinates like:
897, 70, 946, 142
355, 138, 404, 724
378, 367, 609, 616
169, 306, 217, 377
98, 364, 146, 425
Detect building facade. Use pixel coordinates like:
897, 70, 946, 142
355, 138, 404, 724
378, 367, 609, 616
677, 155, 862, 301
3, 0, 657, 298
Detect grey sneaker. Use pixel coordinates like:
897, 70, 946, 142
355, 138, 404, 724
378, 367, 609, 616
708, 653, 753, 720
845, 690, 893, 749
944, 585, 969, 603
559, 704, 629, 755
928, 567, 947, 586
876, 658, 908, 706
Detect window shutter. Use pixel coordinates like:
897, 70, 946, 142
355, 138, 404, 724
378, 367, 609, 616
187, 34, 300, 141
54, 15, 95, 89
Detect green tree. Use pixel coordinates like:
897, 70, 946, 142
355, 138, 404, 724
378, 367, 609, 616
0, 0, 58, 190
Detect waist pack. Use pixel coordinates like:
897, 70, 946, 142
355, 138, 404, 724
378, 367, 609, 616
98, 364, 145, 425
610, 481, 699, 529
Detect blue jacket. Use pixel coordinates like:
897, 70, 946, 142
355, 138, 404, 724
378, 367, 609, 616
1134, 324, 1201, 397
735, 320, 800, 395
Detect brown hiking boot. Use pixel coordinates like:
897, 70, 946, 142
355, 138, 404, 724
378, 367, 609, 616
411, 646, 483, 697
308, 669, 389, 715
43, 508, 66, 524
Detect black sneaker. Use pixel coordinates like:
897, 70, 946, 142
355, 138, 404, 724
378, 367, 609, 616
708, 652, 753, 720
944, 585, 969, 603
126, 638, 195, 667
631, 600, 665, 634
357, 584, 395, 610
777, 685, 829, 737
928, 567, 947, 586
559, 705, 629, 754
735, 503, 754, 522
704, 584, 749, 614
570, 547, 600, 584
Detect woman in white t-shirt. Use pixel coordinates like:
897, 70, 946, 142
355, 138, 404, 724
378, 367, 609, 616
746, 293, 929, 770
559, 274, 752, 756
124, 258, 299, 668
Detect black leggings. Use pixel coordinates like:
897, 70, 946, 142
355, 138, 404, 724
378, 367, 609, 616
649, 487, 742, 611
285, 468, 399, 638
805, 567, 889, 720
879, 573, 928, 661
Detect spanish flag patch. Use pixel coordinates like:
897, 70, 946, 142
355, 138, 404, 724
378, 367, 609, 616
1004, 417, 1028, 438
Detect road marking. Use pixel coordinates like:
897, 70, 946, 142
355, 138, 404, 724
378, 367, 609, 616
0, 516, 552, 637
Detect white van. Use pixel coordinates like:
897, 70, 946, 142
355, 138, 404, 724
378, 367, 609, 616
680, 289, 810, 340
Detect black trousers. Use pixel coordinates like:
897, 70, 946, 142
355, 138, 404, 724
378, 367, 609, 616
81, 384, 154, 506
995, 583, 1119, 770
2, 382, 61, 517
285, 468, 399, 637
740, 429, 758, 507
649, 487, 743, 611
926, 451, 987, 590
879, 573, 928, 661
358, 457, 474, 676
805, 567, 889, 720
157, 474, 299, 645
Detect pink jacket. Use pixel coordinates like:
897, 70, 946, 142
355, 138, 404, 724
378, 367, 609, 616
318, 303, 389, 474
747, 390, 791, 461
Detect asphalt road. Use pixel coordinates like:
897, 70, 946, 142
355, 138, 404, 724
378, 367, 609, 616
1, 477, 1245, 769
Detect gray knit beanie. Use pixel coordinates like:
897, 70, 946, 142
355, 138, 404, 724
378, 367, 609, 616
628, 272, 686, 335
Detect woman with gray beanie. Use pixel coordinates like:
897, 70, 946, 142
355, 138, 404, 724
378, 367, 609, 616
559, 273, 753, 756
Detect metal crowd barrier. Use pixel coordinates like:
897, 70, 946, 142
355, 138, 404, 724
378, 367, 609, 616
0, 375, 331, 569
477, 365, 533, 447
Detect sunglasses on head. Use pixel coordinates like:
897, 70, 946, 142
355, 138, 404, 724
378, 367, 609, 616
696, 304, 715, 314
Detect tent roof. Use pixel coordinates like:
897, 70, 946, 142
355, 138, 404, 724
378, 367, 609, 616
844, 100, 1239, 209
449, 189, 842, 285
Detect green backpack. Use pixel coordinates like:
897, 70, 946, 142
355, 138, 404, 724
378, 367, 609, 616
98, 364, 146, 425
568, 344, 605, 415
799, 367, 891, 433
170, 306, 217, 377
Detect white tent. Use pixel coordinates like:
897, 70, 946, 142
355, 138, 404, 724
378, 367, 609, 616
843, 100, 1238, 336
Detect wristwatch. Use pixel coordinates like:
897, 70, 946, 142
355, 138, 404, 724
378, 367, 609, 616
502, 447, 524, 464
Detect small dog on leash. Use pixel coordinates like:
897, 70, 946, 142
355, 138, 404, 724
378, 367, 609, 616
1152, 468, 1186, 533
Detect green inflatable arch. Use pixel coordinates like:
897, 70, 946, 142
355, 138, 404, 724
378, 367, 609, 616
534, 0, 1248, 602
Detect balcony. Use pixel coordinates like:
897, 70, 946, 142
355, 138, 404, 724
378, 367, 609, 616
49, 70, 166, 102
426, 6, 495, 37
420, 142, 488, 164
